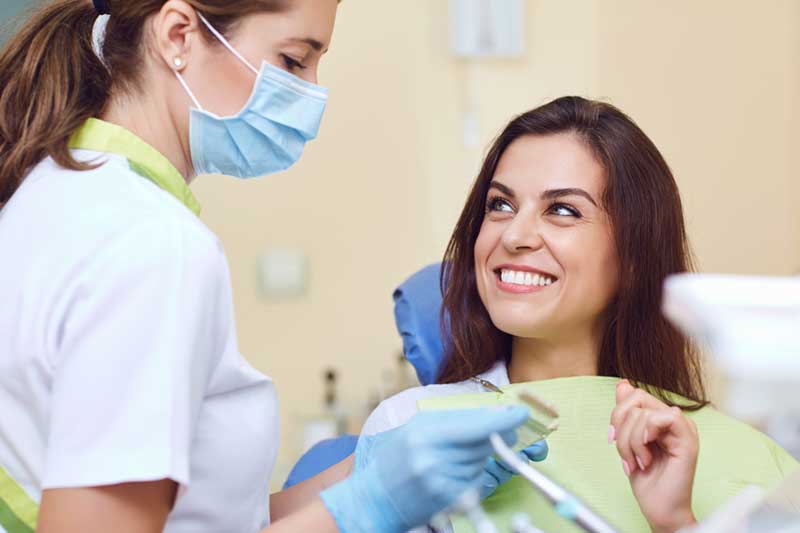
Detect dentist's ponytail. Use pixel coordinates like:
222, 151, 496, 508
0, 0, 110, 209
0, 0, 287, 210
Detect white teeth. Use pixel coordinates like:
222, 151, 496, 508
499, 269, 556, 287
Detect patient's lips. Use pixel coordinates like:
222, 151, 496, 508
494, 264, 557, 294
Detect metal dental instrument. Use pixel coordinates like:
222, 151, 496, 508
472, 378, 559, 446
471, 376, 505, 394
473, 377, 617, 533
490, 433, 618, 533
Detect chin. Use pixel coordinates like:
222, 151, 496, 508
488, 310, 552, 338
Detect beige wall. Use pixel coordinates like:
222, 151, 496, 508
595, 1, 800, 275
192, 1, 800, 488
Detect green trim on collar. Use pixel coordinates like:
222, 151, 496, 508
69, 118, 201, 215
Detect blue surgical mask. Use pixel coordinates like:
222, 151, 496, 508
174, 14, 328, 178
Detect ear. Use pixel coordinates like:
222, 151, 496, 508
152, 0, 202, 73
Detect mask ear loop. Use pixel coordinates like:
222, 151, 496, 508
173, 12, 260, 112
173, 69, 204, 111
196, 13, 260, 76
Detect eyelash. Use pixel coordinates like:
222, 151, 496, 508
547, 202, 582, 218
281, 54, 307, 71
486, 196, 513, 213
485, 195, 583, 218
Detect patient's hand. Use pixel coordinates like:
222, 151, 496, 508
609, 380, 699, 533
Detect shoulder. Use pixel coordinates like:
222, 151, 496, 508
17, 153, 222, 264
22, 152, 215, 242
360, 384, 470, 436
361, 362, 507, 436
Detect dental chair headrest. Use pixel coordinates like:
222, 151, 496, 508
393, 262, 448, 385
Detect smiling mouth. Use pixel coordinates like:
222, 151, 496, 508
493, 267, 558, 290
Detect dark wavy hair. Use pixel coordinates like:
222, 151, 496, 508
437, 96, 707, 408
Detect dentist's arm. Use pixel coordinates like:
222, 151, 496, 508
37, 481, 178, 533
273, 406, 534, 532
269, 454, 354, 521
319, 406, 529, 531
37, 481, 341, 533
39, 407, 528, 533
269, 431, 549, 521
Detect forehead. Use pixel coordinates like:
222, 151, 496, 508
493, 133, 606, 197
236, 0, 337, 49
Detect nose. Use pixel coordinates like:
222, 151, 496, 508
304, 67, 319, 85
501, 212, 545, 253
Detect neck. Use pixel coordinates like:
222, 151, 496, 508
507, 328, 600, 383
101, 88, 194, 183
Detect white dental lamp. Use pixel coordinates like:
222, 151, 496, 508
662, 273, 800, 532
662, 274, 800, 423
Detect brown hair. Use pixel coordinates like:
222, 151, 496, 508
0, 0, 288, 209
438, 96, 707, 408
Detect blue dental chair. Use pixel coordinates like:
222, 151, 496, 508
283, 263, 445, 488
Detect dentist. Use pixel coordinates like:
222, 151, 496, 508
0, 1, 545, 532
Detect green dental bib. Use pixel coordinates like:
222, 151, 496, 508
418, 376, 798, 533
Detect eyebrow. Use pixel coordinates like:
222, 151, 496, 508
488, 181, 599, 207
287, 37, 326, 52
542, 187, 598, 207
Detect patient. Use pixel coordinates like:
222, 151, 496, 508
363, 97, 798, 532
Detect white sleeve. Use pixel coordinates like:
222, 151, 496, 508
42, 218, 229, 490
360, 387, 428, 437
360, 382, 476, 437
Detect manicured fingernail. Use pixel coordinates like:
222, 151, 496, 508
636, 456, 645, 471
622, 460, 631, 477
643, 429, 649, 444
607, 425, 616, 444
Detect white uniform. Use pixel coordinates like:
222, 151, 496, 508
0, 119, 278, 532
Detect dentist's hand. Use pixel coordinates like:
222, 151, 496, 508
321, 407, 529, 532
610, 380, 699, 533
479, 440, 548, 499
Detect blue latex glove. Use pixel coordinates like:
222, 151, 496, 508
478, 440, 549, 499
320, 406, 529, 532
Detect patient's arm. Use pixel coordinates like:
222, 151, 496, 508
269, 454, 354, 521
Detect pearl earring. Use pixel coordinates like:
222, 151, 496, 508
173, 57, 184, 69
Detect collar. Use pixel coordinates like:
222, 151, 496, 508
479, 360, 511, 387
69, 118, 201, 215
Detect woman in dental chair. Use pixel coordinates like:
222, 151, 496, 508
363, 96, 799, 533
